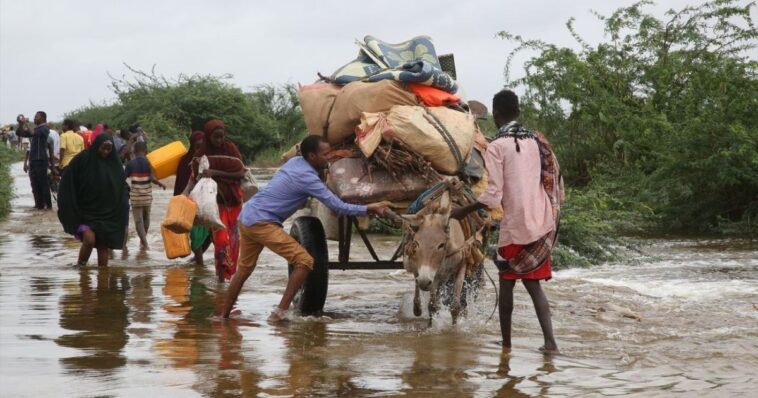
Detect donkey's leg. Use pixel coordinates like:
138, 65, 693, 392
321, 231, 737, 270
428, 284, 440, 327
450, 265, 467, 324
413, 281, 422, 317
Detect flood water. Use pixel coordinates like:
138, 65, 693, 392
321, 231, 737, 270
0, 162, 756, 397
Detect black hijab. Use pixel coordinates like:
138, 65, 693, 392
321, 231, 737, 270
58, 133, 127, 249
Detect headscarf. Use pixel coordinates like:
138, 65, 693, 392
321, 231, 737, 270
192, 119, 245, 205
58, 133, 127, 249
174, 130, 205, 196
92, 123, 106, 142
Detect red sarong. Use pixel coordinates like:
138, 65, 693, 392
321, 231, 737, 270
498, 244, 552, 281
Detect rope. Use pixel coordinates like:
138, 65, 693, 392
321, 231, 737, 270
482, 263, 499, 324
423, 109, 465, 172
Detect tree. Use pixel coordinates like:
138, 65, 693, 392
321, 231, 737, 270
500, 0, 757, 233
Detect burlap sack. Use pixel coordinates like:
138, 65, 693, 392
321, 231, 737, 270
357, 105, 476, 174
298, 83, 341, 136
327, 80, 419, 144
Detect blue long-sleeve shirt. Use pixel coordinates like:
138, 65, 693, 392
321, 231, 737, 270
239, 156, 367, 227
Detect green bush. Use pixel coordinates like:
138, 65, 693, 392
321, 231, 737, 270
66, 67, 304, 162
0, 146, 23, 221
501, 0, 757, 235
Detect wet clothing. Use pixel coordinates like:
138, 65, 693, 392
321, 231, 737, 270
190, 120, 245, 279
58, 134, 127, 249
498, 245, 552, 281
190, 225, 211, 251
125, 156, 153, 207
240, 156, 367, 227
238, 222, 314, 271
179, 132, 212, 258
214, 205, 241, 280
132, 206, 151, 243
29, 161, 52, 209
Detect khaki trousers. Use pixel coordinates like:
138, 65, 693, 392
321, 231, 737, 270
238, 223, 314, 271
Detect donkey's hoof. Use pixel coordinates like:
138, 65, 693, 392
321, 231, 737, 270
413, 303, 422, 317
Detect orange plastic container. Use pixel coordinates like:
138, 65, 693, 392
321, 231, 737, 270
147, 141, 187, 180
161, 226, 191, 259
162, 195, 197, 234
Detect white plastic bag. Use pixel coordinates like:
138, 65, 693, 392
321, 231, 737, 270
189, 156, 225, 230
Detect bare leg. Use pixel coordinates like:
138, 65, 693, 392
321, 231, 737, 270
523, 279, 558, 353
96, 245, 109, 267
133, 207, 148, 248
274, 266, 310, 313
223, 267, 253, 318
499, 279, 516, 347
77, 230, 96, 266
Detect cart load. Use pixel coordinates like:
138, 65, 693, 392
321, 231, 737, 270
287, 35, 499, 315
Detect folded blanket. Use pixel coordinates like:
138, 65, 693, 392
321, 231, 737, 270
331, 35, 458, 93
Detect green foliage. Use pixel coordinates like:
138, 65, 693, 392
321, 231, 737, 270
66, 66, 304, 162
500, 0, 758, 235
0, 146, 23, 221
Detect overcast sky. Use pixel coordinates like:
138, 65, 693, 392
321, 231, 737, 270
0, 0, 737, 125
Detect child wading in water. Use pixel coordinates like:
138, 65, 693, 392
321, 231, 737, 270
125, 141, 165, 249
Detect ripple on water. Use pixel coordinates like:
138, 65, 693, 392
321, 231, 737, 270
0, 163, 757, 397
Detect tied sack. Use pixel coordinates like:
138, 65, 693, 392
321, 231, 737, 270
298, 83, 341, 138
241, 168, 258, 202
162, 194, 198, 234
357, 105, 476, 174
298, 80, 419, 145
189, 156, 225, 230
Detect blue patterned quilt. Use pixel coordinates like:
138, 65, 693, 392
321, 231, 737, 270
331, 35, 458, 93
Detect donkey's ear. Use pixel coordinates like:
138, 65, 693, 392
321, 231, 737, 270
437, 191, 452, 216
402, 214, 422, 228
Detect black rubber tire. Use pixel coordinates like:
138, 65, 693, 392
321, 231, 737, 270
288, 216, 329, 315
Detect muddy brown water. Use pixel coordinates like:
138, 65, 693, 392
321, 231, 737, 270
0, 162, 756, 397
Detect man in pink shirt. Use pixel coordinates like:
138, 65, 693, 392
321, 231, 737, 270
452, 89, 561, 353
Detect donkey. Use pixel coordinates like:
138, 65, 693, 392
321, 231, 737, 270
402, 190, 469, 325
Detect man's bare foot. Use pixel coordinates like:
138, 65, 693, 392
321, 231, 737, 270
140, 242, 150, 250
267, 307, 287, 323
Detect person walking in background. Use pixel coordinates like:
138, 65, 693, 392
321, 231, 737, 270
8, 127, 18, 150
23, 111, 54, 210
16, 114, 32, 151
59, 119, 84, 171
58, 134, 127, 267
78, 124, 92, 149
125, 141, 166, 250
48, 122, 60, 164
183, 120, 245, 282
174, 130, 212, 265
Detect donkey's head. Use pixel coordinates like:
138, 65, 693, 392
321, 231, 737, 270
402, 191, 453, 291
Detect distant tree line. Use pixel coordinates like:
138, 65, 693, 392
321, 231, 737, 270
66, 65, 305, 162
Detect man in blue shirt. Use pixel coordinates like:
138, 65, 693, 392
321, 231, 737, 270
223, 135, 389, 321
23, 111, 54, 210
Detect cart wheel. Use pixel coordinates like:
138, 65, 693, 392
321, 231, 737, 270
288, 216, 329, 315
